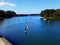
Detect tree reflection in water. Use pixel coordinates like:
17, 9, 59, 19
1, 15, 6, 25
24, 27, 27, 37
25, 31, 27, 37
0, 20, 4, 26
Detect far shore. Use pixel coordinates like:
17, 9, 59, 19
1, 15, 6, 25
0, 14, 40, 21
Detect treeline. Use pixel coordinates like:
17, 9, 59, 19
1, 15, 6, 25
40, 9, 60, 17
0, 10, 16, 18
17, 14, 39, 16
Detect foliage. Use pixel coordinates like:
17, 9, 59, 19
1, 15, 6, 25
40, 9, 60, 17
0, 10, 16, 18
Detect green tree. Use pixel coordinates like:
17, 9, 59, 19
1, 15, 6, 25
0, 10, 5, 17
40, 9, 56, 17
53, 10, 60, 17
5, 11, 16, 18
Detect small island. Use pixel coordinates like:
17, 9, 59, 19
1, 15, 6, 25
40, 9, 60, 20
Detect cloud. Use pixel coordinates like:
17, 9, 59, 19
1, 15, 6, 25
0, 2, 16, 7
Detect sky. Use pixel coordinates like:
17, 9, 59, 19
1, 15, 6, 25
0, 0, 60, 14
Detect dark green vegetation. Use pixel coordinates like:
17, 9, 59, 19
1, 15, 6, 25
0, 10, 16, 20
40, 9, 60, 20
0, 10, 16, 18
0, 10, 39, 20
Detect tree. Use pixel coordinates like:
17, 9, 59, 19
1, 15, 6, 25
5, 11, 16, 18
53, 10, 60, 17
0, 10, 5, 17
40, 9, 56, 17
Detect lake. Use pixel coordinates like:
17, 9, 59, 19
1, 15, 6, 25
0, 16, 60, 45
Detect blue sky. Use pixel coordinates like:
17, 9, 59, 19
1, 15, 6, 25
0, 0, 60, 14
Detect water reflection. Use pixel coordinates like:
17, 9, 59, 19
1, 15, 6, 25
41, 19, 54, 23
24, 28, 27, 32
40, 18, 55, 23
24, 24, 29, 37
24, 27, 28, 37
0, 20, 4, 26
46, 20, 54, 23
0, 16, 60, 45
24, 30, 27, 37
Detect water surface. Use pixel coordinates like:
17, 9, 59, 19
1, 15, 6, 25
0, 16, 60, 45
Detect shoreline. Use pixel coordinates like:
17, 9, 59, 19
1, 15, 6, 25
40, 17, 60, 20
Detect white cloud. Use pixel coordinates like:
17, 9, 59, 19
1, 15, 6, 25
0, 2, 16, 7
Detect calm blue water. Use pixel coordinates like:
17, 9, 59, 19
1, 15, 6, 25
0, 16, 60, 45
